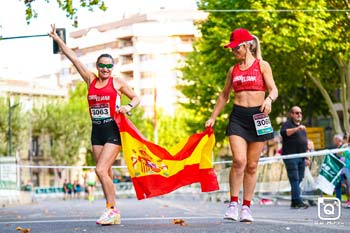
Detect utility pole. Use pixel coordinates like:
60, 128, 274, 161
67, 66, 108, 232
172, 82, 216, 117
8, 99, 19, 157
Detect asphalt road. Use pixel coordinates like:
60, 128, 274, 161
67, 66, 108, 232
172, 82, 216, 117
0, 193, 349, 233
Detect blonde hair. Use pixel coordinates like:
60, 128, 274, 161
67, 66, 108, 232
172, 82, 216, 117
249, 35, 262, 60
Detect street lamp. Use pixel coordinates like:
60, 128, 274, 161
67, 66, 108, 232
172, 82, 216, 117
0, 27, 66, 54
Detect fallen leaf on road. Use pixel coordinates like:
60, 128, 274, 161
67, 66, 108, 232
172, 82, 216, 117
173, 219, 188, 226
15, 226, 32, 232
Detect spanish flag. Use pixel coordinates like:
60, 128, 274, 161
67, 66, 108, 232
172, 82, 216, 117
114, 114, 219, 200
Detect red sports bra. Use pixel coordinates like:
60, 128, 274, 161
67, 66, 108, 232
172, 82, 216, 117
87, 77, 120, 120
231, 59, 266, 92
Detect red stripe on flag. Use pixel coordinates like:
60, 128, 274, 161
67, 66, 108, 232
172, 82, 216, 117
131, 165, 219, 200
114, 113, 219, 200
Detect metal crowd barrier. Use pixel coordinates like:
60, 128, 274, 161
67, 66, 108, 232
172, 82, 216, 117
3, 147, 349, 205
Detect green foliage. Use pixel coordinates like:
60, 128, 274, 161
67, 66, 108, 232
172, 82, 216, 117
22, 0, 107, 27
156, 107, 198, 149
31, 82, 90, 165
0, 97, 27, 156
180, 0, 349, 149
0, 97, 10, 155
124, 104, 196, 150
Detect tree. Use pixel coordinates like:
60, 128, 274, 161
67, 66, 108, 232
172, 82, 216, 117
21, 0, 107, 27
0, 97, 27, 156
180, 0, 349, 149
156, 107, 198, 149
322, 0, 350, 133
31, 82, 90, 165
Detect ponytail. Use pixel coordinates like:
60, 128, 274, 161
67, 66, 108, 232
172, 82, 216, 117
249, 35, 262, 60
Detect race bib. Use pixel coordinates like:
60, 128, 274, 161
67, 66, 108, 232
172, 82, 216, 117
90, 104, 110, 120
253, 113, 273, 136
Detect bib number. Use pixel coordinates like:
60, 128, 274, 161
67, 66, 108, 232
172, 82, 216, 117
90, 104, 110, 120
253, 113, 273, 136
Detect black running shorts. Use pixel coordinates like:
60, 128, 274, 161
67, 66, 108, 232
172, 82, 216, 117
91, 118, 122, 146
226, 105, 274, 142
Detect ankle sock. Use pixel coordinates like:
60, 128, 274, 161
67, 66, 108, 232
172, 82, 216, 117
243, 199, 251, 207
106, 203, 115, 209
230, 196, 239, 203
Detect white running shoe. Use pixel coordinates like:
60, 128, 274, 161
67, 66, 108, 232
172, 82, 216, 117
96, 208, 121, 225
224, 202, 239, 221
239, 205, 254, 222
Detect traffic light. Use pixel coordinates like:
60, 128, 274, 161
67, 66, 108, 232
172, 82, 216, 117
53, 28, 66, 54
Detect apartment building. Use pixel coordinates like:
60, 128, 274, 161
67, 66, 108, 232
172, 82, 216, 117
0, 9, 208, 189
59, 9, 207, 117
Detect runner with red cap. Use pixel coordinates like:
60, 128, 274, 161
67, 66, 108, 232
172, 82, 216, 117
205, 28, 278, 222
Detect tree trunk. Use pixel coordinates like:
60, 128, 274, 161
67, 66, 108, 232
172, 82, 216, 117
334, 56, 350, 134
307, 71, 342, 134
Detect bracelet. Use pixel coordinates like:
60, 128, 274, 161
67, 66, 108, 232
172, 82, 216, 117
268, 96, 274, 102
128, 103, 134, 108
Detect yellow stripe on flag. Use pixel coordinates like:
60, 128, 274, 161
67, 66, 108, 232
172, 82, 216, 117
115, 113, 219, 200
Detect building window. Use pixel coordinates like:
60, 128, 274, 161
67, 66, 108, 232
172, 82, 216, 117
118, 38, 133, 48
140, 54, 155, 61
140, 72, 155, 79
140, 88, 154, 95
121, 55, 133, 65
179, 35, 194, 44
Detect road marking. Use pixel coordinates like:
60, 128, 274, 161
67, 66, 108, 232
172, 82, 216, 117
0, 216, 347, 230
0, 216, 222, 225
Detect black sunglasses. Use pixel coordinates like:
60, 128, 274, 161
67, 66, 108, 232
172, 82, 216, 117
293, 111, 302, 115
231, 42, 245, 52
97, 63, 114, 69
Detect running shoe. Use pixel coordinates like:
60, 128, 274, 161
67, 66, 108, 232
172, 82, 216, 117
307, 200, 317, 207
96, 208, 121, 225
224, 202, 239, 221
239, 205, 254, 222
291, 201, 309, 209
259, 198, 273, 205
344, 201, 350, 209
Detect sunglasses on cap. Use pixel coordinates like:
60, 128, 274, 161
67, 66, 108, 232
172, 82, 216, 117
231, 42, 246, 52
97, 63, 114, 69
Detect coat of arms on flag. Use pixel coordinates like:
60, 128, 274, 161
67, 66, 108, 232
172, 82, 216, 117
114, 114, 220, 200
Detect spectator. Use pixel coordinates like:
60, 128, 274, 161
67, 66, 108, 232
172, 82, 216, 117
63, 179, 73, 200
85, 168, 97, 202
334, 133, 350, 207
280, 106, 309, 209
73, 180, 82, 199
344, 132, 350, 208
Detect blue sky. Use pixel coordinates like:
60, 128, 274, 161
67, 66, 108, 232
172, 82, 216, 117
0, 0, 197, 79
